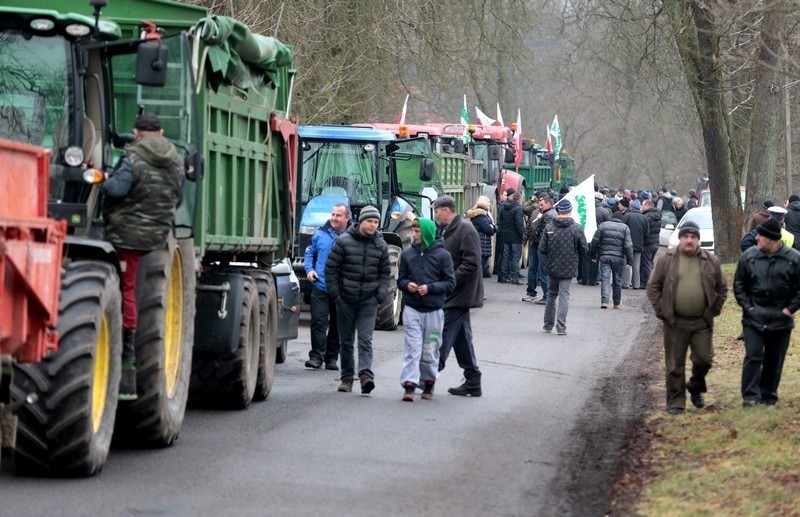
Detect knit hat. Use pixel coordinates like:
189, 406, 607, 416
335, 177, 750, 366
619, 198, 630, 208
604, 198, 617, 208
594, 192, 604, 201
757, 218, 782, 241
641, 189, 651, 199
678, 221, 701, 238
790, 194, 800, 203
768, 206, 788, 221
505, 188, 516, 196
358, 205, 381, 222
555, 198, 572, 213
134, 113, 161, 131
630, 200, 641, 211
433, 195, 456, 211
763, 200, 774, 209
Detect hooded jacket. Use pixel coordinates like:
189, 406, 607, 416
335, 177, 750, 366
539, 216, 588, 279
325, 223, 390, 304
499, 199, 525, 243
441, 215, 484, 309
398, 218, 456, 312
102, 135, 184, 250
466, 207, 496, 257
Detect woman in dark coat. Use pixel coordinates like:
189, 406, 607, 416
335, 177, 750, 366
466, 195, 496, 275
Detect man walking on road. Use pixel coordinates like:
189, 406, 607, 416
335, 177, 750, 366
528, 194, 556, 305
646, 221, 727, 415
622, 199, 649, 289
641, 199, 661, 287
539, 199, 587, 336
591, 211, 633, 309
325, 205, 390, 394
734, 218, 800, 407
304, 203, 349, 370
433, 195, 484, 397
499, 190, 525, 284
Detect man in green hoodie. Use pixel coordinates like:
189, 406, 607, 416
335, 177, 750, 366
397, 218, 455, 401
101, 113, 185, 400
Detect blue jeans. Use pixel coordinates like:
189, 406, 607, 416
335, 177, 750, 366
526, 245, 540, 296
336, 296, 378, 380
536, 251, 549, 299
599, 256, 624, 305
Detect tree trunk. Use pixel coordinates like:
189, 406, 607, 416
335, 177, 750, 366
665, 0, 742, 263
744, 0, 785, 227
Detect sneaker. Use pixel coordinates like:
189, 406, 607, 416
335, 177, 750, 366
667, 407, 684, 416
522, 295, 537, 302
360, 374, 375, 394
325, 361, 339, 371
421, 380, 435, 400
510, 280, 524, 285
613, 303, 622, 309
534, 298, 547, 305
305, 359, 323, 369
119, 363, 138, 401
402, 382, 416, 402
600, 303, 608, 309
542, 326, 552, 333
337, 378, 353, 392
742, 399, 760, 407
557, 329, 567, 336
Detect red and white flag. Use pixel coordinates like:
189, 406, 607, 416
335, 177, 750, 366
513, 109, 522, 167
475, 106, 496, 126
545, 123, 553, 155
496, 103, 504, 127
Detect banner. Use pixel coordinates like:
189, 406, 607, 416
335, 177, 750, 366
396, 93, 409, 125
460, 95, 471, 143
513, 109, 522, 167
561, 175, 596, 243
549, 115, 562, 158
475, 106, 496, 126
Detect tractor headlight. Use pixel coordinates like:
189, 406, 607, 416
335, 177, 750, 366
63, 146, 84, 167
299, 225, 317, 235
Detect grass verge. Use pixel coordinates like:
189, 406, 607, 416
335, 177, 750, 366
635, 263, 800, 516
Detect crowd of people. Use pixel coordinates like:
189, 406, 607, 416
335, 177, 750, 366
301, 182, 800, 412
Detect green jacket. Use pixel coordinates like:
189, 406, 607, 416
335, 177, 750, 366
102, 135, 184, 251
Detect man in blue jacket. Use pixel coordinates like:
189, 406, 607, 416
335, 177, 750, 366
397, 218, 455, 401
304, 204, 349, 370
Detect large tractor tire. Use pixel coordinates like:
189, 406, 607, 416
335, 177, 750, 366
375, 244, 403, 331
190, 276, 260, 409
249, 271, 278, 402
12, 261, 122, 477
114, 237, 195, 448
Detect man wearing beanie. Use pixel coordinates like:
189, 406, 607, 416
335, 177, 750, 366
647, 221, 727, 415
498, 191, 525, 284
734, 218, 800, 407
325, 204, 390, 394
433, 195, 485, 396
622, 199, 649, 289
539, 198, 587, 335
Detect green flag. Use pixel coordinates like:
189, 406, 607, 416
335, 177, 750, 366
549, 115, 562, 158
461, 95, 471, 143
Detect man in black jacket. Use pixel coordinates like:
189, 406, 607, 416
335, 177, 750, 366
591, 211, 633, 309
622, 200, 649, 289
325, 205, 390, 394
784, 194, 800, 246
433, 195, 484, 397
641, 199, 662, 286
499, 191, 525, 284
539, 199, 588, 335
734, 218, 800, 407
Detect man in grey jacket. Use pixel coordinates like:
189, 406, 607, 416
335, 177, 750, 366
433, 195, 484, 397
325, 205, 390, 394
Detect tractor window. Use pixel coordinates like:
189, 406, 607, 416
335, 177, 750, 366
300, 141, 378, 206
0, 30, 69, 150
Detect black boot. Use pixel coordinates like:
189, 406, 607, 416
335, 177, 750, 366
119, 329, 138, 401
448, 369, 482, 397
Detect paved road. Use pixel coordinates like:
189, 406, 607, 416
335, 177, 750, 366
0, 278, 651, 516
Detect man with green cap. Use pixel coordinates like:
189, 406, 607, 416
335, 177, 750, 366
397, 218, 455, 401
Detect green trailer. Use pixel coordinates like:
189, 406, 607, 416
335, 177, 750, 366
0, 0, 298, 476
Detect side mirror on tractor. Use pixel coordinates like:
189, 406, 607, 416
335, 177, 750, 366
504, 148, 515, 164
418, 158, 435, 182
136, 41, 169, 87
488, 144, 500, 161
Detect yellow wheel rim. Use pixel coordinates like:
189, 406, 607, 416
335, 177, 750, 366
91, 315, 110, 434
164, 247, 184, 398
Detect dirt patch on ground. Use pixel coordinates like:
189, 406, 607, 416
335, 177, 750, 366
545, 316, 663, 516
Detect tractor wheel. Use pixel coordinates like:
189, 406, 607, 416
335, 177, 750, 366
12, 261, 122, 477
375, 244, 402, 331
249, 271, 278, 402
190, 276, 260, 409
276, 340, 288, 364
114, 238, 195, 448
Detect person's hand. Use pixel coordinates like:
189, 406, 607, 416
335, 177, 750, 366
307, 270, 318, 282
626, 264, 632, 269
782, 307, 793, 317
417, 284, 428, 296
407, 282, 418, 293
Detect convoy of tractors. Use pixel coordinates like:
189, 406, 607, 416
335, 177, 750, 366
0, 0, 574, 477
